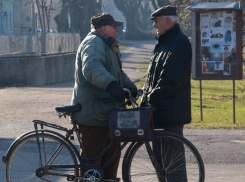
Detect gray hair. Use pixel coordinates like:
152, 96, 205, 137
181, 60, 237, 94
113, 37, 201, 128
162, 15, 179, 23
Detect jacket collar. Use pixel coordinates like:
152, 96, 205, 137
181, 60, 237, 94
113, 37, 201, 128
156, 23, 180, 43
91, 32, 118, 48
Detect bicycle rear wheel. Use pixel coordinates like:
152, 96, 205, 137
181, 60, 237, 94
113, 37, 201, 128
123, 131, 205, 182
6, 133, 78, 182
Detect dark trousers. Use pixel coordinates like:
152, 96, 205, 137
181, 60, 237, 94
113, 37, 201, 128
78, 124, 121, 181
153, 125, 188, 182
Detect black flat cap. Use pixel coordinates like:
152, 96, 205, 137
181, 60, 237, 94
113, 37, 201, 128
91, 13, 123, 29
150, 5, 177, 20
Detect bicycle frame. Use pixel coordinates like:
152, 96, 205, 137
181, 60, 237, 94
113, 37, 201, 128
31, 88, 140, 174
31, 117, 135, 177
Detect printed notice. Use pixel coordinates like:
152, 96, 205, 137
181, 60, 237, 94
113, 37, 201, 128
199, 10, 236, 76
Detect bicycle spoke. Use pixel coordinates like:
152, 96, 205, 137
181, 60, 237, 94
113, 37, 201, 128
6, 133, 78, 182
123, 132, 204, 182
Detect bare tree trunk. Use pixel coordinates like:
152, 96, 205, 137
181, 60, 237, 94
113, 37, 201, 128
41, 0, 46, 31
56, 0, 101, 38
157, 0, 170, 7
124, 12, 137, 39
59, 0, 69, 32
113, 0, 141, 39
79, 0, 101, 39
140, 2, 152, 30
151, 0, 158, 10
47, 0, 52, 31
36, 0, 43, 30
45, 7, 49, 31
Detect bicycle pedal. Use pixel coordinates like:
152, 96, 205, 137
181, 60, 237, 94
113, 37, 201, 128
67, 175, 75, 181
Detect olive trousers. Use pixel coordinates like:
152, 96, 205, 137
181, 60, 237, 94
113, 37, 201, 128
77, 124, 121, 181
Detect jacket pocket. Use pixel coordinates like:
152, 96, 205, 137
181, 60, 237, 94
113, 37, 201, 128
151, 98, 173, 108
93, 98, 115, 121
151, 98, 173, 127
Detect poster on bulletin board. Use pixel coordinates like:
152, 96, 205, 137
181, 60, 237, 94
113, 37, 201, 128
185, 2, 244, 80
200, 11, 237, 76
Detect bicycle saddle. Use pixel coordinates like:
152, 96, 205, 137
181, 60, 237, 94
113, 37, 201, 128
55, 104, 81, 113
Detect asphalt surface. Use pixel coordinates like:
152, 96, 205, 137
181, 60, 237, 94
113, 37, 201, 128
0, 40, 245, 182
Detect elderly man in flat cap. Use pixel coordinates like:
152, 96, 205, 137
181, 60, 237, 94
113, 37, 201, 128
71, 12, 137, 181
141, 5, 192, 181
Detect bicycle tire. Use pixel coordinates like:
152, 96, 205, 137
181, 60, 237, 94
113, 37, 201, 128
122, 131, 205, 182
6, 133, 78, 182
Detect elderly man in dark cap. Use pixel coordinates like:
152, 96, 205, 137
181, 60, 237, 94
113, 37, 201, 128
141, 5, 192, 181
71, 12, 137, 181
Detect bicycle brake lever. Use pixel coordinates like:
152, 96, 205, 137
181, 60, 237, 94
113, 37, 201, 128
132, 97, 138, 106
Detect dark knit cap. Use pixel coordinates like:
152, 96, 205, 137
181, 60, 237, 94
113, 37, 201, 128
150, 5, 177, 20
91, 13, 123, 29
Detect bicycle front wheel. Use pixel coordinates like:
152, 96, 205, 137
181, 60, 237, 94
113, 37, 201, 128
6, 133, 78, 182
123, 132, 205, 182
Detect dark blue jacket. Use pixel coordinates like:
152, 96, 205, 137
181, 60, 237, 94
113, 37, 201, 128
141, 24, 192, 128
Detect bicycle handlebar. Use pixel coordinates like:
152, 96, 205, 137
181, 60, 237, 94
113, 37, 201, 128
123, 88, 143, 108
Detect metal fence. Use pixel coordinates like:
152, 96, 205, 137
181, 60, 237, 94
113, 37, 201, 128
0, 33, 81, 58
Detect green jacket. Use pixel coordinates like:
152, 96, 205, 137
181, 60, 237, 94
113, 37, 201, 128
71, 32, 136, 126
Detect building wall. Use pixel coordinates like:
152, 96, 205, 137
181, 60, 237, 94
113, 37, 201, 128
0, 0, 3, 33
2, 0, 14, 34
0, 13, 2, 33
0, 0, 22, 34
13, 1, 21, 32
0, 0, 61, 34
21, 0, 32, 31
0, 53, 76, 86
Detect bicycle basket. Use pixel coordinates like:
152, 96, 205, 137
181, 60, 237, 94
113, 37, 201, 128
109, 107, 154, 143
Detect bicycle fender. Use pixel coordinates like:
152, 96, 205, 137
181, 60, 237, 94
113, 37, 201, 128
2, 130, 81, 164
2, 130, 36, 164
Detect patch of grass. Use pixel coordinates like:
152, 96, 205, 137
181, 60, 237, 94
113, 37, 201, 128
189, 79, 245, 128
137, 63, 149, 73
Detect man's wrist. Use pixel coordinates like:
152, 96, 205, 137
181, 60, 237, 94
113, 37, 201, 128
106, 81, 118, 92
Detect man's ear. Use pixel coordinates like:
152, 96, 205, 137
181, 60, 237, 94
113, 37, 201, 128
101, 26, 106, 34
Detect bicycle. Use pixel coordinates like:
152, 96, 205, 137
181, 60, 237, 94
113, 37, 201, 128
2, 89, 205, 182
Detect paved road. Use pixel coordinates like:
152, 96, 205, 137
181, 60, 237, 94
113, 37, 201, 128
0, 40, 245, 182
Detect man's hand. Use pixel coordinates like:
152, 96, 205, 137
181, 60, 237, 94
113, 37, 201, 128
106, 81, 125, 103
125, 87, 138, 99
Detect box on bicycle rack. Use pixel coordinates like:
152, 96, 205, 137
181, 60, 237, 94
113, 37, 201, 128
109, 107, 154, 143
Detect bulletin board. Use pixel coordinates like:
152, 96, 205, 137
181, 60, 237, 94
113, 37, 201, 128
191, 9, 243, 80
185, 2, 245, 123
